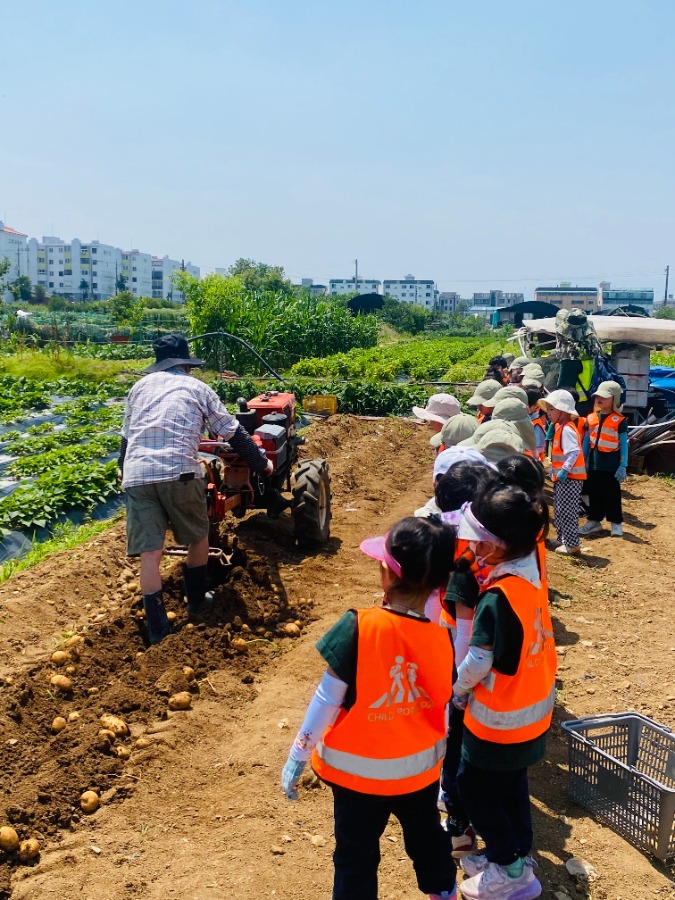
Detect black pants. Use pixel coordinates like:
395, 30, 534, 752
331, 780, 456, 900
440, 705, 470, 836
586, 469, 622, 524
457, 761, 533, 866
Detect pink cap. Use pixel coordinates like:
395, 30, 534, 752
359, 533, 403, 578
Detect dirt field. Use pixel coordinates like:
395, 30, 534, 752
0, 416, 674, 899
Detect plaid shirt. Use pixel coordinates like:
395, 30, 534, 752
121, 368, 239, 489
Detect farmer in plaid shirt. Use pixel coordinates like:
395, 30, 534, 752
119, 333, 272, 644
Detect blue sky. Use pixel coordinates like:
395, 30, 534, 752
1, 0, 674, 299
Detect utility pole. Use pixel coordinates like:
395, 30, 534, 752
665, 265, 670, 306
354, 258, 358, 294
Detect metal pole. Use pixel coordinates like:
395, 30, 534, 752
665, 265, 670, 305
354, 258, 358, 294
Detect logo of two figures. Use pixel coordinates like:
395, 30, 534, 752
370, 656, 431, 709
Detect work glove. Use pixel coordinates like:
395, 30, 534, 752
545, 422, 555, 441
281, 757, 307, 800
615, 466, 627, 483
555, 469, 568, 483
264, 459, 274, 477
452, 692, 469, 711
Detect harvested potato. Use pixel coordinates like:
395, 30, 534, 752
50, 650, 71, 666
67, 711, 80, 722
125, 581, 139, 593
80, 790, 100, 814
98, 728, 116, 743
17, 838, 40, 862
182, 666, 195, 682
231, 637, 249, 655
167, 611, 177, 623
116, 745, 131, 760
284, 623, 301, 638
65, 665, 76, 675
50, 674, 72, 692
168, 691, 192, 711
0, 826, 20, 853
99, 714, 129, 737
63, 634, 84, 649
51, 716, 67, 734
135, 737, 151, 749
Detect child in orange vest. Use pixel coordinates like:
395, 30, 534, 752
281, 517, 458, 900
452, 482, 553, 900
526, 389, 547, 463
579, 381, 628, 538
538, 389, 586, 556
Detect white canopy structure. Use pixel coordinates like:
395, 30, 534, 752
518, 315, 675, 347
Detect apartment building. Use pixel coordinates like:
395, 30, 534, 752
329, 278, 381, 295
298, 278, 327, 297
151, 256, 200, 302
27, 236, 122, 300
534, 285, 599, 313
472, 291, 524, 308
599, 284, 654, 316
383, 277, 436, 308
121, 250, 153, 298
438, 291, 462, 313
0, 221, 29, 301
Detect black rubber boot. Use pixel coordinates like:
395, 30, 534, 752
266, 488, 291, 519
182, 564, 214, 617
142, 590, 171, 645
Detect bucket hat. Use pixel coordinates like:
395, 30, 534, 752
144, 333, 204, 374
458, 419, 524, 463
433, 445, 493, 481
412, 393, 461, 424
492, 398, 536, 452
483, 385, 528, 409
538, 389, 577, 416
467, 380, 502, 408
510, 356, 532, 371
430, 413, 479, 448
593, 380, 623, 412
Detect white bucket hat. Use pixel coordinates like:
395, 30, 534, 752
538, 389, 577, 416
412, 392, 461, 424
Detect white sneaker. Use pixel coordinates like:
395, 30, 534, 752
459, 861, 542, 900
452, 826, 478, 858
578, 520, 602, 535
554, 544, 581, 556
460, 852, 489, 878
610, 523, 623, 537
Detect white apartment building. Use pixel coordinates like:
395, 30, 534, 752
472, 290, 524, 309
383, 277, 436, 308
152, 256, 200, 302
121, 250, 153, 298
438, 291, 462, 313
0, 222, 29, 301
329, 278, 381, 295
27, 236, 122, 300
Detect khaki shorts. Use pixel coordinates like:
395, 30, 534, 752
124, 478, 209, 556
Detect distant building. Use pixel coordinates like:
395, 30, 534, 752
151, 256, 200, 302
122, 250, 153, 298
329, 278, 381, 296
472, 290, 524, 309
0, 221, 28, 302
383, 276, 435, 308
534, 285, 599, 314
297, 277, 327, 297
599, 285, 654, 316
438, 291, 462, 313
27, 236, 121, 300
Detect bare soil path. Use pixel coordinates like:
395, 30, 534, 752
1, 416, 674, 899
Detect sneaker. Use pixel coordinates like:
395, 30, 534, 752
459, 861, 542, 900
578, 520, 602, 535
610, 523, 623, 537
554, 544, 581, 556
452, 826, 478, 858
429, 891, 457, 900
460, 852, 489, 878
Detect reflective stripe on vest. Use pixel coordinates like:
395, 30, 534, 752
587, 412, 624, 453
468, 685, 555, 733
551, 422, 586, 479
315, 736, 446, 781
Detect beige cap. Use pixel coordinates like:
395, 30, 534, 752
521, 363, 545, 379
593, 380, 623, 412
483, 385, 528, 409
467, 379, 502, 408
430, 413, 479, 448
510, 356, 532, 370
492, 398, 536, 452
459, 419, 525, 463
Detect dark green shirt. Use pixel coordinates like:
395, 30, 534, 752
462, 586, 547, 771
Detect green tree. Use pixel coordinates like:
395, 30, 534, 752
110, 290, 145, 327
0, 258, 10, 297
32, 284, 48, 304
8, 275, 32, 303
116, 273, 127, 293
378, 295, 431, 335
227, 258, 291, 295
654, 304, 675, 320
79, 278, 89, 300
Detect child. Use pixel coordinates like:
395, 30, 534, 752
415, 443, 487, 519
453, 482, 554, 900
579, 381, 628, 537
526, 389, 547, 462
281, 517, 458, 900
413, 393, 462, 443
466, 381, 502, 424
539, 390, 586, 557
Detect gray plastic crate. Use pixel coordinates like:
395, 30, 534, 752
561, 712, 675, 860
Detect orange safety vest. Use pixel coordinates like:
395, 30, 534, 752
476, 411, 490, 425
551, 421, 586, 480
312, 607, 453, 795
531, 412, 547, 463
575, 416, 588, 443
464, 574, 557, 744
586, 411, 624, 453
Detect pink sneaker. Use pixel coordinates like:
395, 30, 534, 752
429, 891, 456, 900
459, 861, 541, 900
